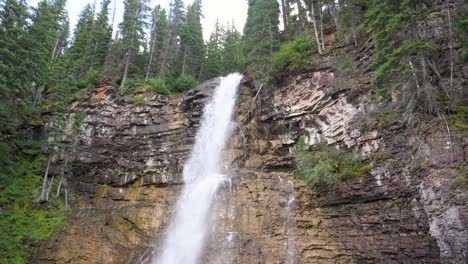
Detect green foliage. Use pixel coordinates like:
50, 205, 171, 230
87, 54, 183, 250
371, 40, 434, 88
172, 74, 198, 93
76, 68, 100, 89
366, 0, 432, 93
294, 140, 372, 189
337, 0, 368, 45
204, 20, 225, 80
452, 169, 468, 189
453, 105, 468, 129
0, 141, 66, 263
457, 16, 468, 64
179, 1, 205, 78
273, 34, 316, 76
243, 0, 280, 81
132, 94, 145, 106
147, 78, 171, 95
222, 23, 244, 74
119, 79, 143, 96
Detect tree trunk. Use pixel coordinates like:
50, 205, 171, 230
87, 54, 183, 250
120, 50, 130, 89
181, 47, 187, 75
319, 0, 325, 51
64, 188, 69, 211
328, 0, 339, 30
446, 1, 454, 91
145, 32, 157, 82
281, 0, 289, 33
268, 16, 274, 56
56, 177, 63, 197
111, 0, 117, 36
295, 0, 305, 33
310, 0, 323, 54
46, 176, 55, 201
39, 157, 52, 202
352, 27, 357, 46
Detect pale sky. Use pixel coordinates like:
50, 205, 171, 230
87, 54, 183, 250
27, 0, 248, 41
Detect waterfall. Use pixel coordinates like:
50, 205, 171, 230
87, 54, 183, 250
154, 73, 242, 264
278, 176, 297, 264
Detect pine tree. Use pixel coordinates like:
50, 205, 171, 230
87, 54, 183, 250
180, 0, 204, 79
0, 0, 29, 135
68, 4, 96, 78
119, 0, 150, 88
23, 0, 67, 102
145, 5, 162, 81
338, 0, 367, 46
243, 0, 280, 81
158, 0, 185, 78
92, 0, 112, 69
222, 22, 243, 74
203, 20, 224, 80
153, 9, 167, 75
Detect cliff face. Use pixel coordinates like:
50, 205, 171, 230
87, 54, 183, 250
32, 80, 220, 263
33, 6, 467, 264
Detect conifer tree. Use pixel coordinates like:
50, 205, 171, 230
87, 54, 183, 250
158, 0, 185, 78
0, 0, 29, 135
119, 0, 150, 88
180, 0, 204, 79
145, 5, 162, 81
153, 9, 167, 75
68, 4, 96, 78
24, 0, 67, 102
204, 20, 224, 80
92, 0, 112, 69
243, 0, 280, 81
222, 23, 243, 74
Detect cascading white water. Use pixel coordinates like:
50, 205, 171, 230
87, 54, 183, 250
154, 73, 242, 264
278, 176, 297, 264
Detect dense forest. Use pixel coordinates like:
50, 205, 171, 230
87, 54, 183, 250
0, 0, 466, 262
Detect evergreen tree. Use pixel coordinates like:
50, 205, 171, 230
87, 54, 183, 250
68, 4, 96, 78
24, 0, 68, 101
145, 5, 162, 81
222, 22, 243, 74
92, 0, 112, 69
153, 8, 167, 75
180, 0, 204, 79
158, 0, 185, 78
203, 20, 224, 80
0, 0, 29, 135
243, 0, 280, 81
119, 0, 150, 88
337, 0, 367, 46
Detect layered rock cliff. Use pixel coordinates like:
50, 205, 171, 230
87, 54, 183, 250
32, 5, 467, 264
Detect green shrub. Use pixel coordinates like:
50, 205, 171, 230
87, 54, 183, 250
0, 141, 67, 263
132, 95, 145, 106
453, 105, 468, 129
456, 17, 468, 64
147, 78, 171, 95
294, 140, 373, 189
119, 79, 143, 96
76, 68, 100, 89
273, 35, 316, 75
172, 74, 198, 93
